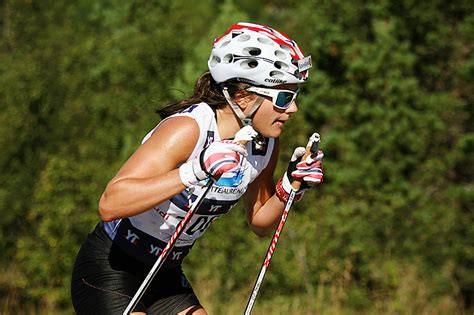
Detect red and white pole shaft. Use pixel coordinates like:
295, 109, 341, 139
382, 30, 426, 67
123, 179, 214, 314
123, 127, 256, 314
244, 132, 320, 315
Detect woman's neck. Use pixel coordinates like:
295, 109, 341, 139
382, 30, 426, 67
216, 106, 243, 140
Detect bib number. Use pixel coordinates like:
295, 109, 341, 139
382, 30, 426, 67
185, 215, 218, 235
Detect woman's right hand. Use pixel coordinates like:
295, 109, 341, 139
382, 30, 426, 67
179, 126, 257, 187
179, 140, 246, 187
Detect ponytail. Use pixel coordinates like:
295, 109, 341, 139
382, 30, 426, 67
157, 71, 251, 119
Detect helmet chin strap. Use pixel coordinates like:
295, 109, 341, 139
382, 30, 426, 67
222, 87, 266, 149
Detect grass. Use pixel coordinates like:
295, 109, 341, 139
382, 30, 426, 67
0, 262, 470, 314
194, 262, 468, 315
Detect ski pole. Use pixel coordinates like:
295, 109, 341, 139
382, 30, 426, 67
123, 178, 214, 314
244, 133, 320, 315
124, 127, 256, 314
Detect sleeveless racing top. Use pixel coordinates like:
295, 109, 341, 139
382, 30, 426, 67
103, 103, 275, 267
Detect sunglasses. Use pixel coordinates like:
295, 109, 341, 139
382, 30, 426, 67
247, 86, 300, 110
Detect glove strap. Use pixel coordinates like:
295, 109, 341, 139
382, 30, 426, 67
275, 177, 304, 203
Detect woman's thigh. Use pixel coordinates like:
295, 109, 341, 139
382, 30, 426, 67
71, 224, 202, 314
71, 225, 147, 313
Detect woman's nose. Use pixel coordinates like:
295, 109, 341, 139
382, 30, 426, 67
286, 101, 299, 114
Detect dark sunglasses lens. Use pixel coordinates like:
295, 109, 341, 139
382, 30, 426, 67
275, 91, 296, 108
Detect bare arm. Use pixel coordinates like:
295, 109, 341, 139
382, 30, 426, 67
243, 139, 286, 237
98, 117, 199, 221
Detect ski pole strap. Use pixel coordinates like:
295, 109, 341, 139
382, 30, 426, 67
275, 178, 304, 203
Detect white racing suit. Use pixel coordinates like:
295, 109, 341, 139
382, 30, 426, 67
103, 102, 274, 267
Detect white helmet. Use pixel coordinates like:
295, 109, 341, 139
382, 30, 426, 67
208, 22, 312, 87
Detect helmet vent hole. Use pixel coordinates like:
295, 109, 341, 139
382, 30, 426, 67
294, 69, 302, 79
209, 55, 221, 67
220, 40, 231, 48
222, 54, 234, 64
279, 44, 292, 52
242, 47, 261, 56
257, 37, 273, 45
274, 61, 289, 71
240, 59, 259, 69
237, 34, 251, 42
270, 70, 284, 78
274, 50, 287, 60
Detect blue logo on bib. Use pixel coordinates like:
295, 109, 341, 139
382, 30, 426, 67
215, 169, 244, 187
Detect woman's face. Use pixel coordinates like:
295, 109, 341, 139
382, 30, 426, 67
241, 84, 299, 138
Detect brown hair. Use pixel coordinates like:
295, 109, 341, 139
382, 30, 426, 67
157, 71, 251, 119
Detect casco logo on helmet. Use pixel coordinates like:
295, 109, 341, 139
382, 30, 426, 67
265, 78, 287, 84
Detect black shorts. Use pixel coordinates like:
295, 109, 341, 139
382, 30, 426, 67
71, 223, 201, 314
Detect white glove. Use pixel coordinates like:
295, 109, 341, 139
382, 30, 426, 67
179, 126, 257, 187
276, 147, 324, 203
287, 147, 324, 187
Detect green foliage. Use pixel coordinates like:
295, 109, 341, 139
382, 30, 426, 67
0, 0, 472, 313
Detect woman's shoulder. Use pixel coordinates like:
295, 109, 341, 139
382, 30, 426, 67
171, 102, 214, 119
141, 114, 199, 145
142, 103, 213, 143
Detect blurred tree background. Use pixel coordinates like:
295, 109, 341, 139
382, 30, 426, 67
1, 0, 473, 314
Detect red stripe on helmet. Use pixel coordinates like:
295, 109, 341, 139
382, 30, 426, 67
213, 22, 305, 61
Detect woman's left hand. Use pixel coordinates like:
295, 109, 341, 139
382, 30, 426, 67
290, 148, 324, 187
275, 147, 324, 203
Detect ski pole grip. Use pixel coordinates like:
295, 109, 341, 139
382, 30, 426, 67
291, 132, 321, 190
